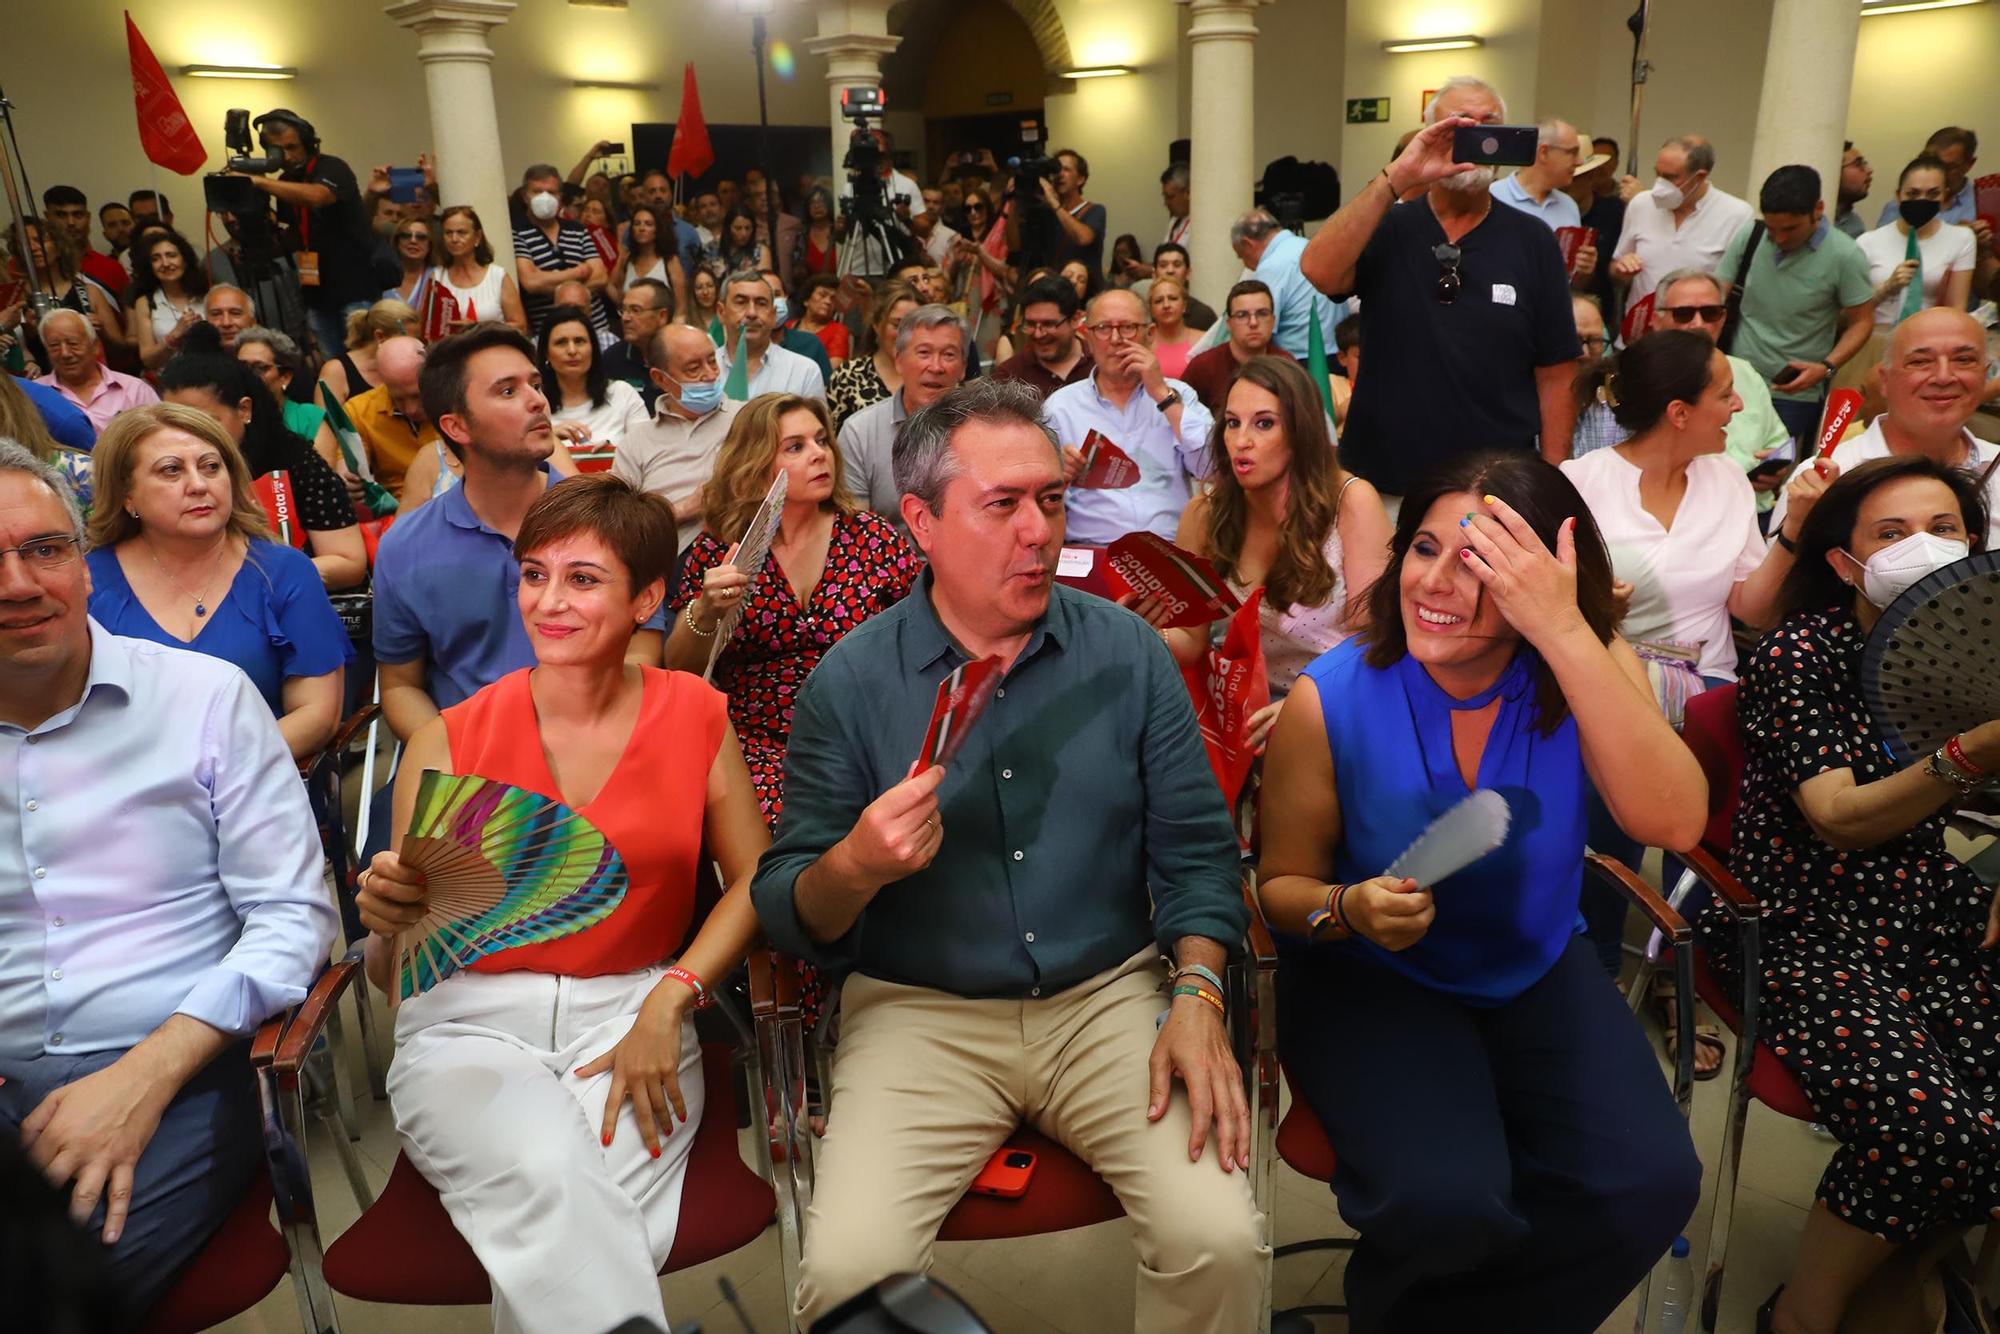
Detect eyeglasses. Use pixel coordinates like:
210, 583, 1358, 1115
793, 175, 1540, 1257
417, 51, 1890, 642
1661, 304, 1727, 324
241, 359, 279, 376
1433, 243, 1462, 305
397, 230, 430, 243
1021, 318, 1069, 334
0, 534, 80, 569
1579, 335, 1608, 354
1089, 321, 1144, 340
1226, 309, 1274, 324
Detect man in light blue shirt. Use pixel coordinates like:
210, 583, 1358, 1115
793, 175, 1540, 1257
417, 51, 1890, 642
1042, 290, 1213, 545
715, 269, 825, 401
0, 440, 334, 1318
1229, 209, 1346, 360
1493, 120, 1586, 232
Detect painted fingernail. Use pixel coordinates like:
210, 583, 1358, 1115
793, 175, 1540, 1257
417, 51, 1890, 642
602, 1132, 612, 1146
1460, 513, 1473, 526
1483, 494, 1499, 505
1460, 548, 1474, 559
650, 1146, 662, 1159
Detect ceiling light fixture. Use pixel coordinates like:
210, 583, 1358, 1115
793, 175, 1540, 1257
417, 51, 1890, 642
180, 64, 298, 80
1380, 35, 1485, 53
569, 79, 660, 91
1059, 65, 1134, 79
1860, 0, 1986, 14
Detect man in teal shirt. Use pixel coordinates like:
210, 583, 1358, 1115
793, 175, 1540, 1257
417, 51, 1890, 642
1717, 164, 1876, 446
752, 377, 1264, 1331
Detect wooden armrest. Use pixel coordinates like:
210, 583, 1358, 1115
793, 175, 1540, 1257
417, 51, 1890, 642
271, 959, 361, 1074
1678, 845, 1760, 917
1584, 852, 1690, 944
249, 1010, 289, 1067
748, 947, 803, 1020
332, 703, 381, 754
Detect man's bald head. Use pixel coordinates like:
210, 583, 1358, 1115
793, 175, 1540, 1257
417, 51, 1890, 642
648, 322, 714, 373
1086, 288, 1145, 326
378, 336, 429, 422
553, 281, 593, 313
1882, 306, 1987, 442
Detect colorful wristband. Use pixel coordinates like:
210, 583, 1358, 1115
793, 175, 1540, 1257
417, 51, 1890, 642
1946, 734, 1987, 780
1172, 983, 1225, 1016
663, 964, 712, 1009
1330, 882, 1356, 938
1172, 963, 1227, 997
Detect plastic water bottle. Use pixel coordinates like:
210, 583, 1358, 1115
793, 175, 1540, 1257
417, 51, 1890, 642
1659, 1235, 1695, 1334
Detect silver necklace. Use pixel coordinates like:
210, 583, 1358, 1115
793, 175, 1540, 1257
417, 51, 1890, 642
144, 536, 230, 619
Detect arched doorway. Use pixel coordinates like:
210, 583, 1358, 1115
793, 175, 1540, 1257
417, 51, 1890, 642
880, 0, 1057, 184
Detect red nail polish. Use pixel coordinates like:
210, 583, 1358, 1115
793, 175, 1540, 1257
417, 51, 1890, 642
650, 1146, 661, 1159
602, 1132, 612, 1147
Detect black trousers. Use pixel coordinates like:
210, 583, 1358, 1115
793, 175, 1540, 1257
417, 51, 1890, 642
1279, 936, 1699, 1334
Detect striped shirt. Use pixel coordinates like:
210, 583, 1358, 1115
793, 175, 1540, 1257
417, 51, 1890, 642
511, 219, 612, 338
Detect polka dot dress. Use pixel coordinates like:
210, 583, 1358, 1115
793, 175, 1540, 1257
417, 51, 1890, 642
1696, 608, 2000, 1241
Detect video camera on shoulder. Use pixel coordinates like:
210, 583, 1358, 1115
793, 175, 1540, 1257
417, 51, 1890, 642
203, 108, 283, 214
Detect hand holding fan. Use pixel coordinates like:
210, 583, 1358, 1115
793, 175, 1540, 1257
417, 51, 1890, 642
704, 470, 787, 681
1860, 550, 2000, 766
393, 771, 629, 1004
1385, 789, 1513, 886
914, 656, 1005, 771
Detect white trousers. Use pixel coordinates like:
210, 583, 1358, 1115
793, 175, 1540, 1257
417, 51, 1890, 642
388, 964, 705, 1334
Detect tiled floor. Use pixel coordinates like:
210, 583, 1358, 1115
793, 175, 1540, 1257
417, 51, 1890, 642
207, 847, 1978, 1333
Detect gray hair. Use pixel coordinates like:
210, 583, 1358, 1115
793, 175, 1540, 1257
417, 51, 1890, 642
205, 283, 256, 316
722, 267, 770, 300
893, 377, 1059, 513
1162, 162, 1190, 190
40, 307, 95, 346
1228, 207, 1280, 247
1537, 118, 1572, 149
1424, 75, 1508, 123
894, 303, 968, 358
236, 324, 303, 371
1655, 267, 1723, 303
0, 437, 84, 540
1664, 135, 1716, 176
521, 162, 561, 186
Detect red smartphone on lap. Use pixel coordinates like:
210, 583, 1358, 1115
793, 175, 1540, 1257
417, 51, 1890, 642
969, 1147, 1037, 1199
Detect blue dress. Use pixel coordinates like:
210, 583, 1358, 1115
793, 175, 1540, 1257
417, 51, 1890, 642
87, 540, 352, 715
1299, 637, 1588, 1005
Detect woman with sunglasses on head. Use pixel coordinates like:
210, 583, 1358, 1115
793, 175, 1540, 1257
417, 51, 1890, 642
1695, 456, 2000, 1334
1164, 356, 1390, 748
949, 187, 1013, 359
1257, 452, 1704, 1334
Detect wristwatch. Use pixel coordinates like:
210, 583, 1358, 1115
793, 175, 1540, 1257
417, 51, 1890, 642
1819, 359, 1837, 378
1154, 387, 1182, 414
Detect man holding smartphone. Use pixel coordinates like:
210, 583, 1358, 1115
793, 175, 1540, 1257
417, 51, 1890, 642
1298, 75, 1582, 502
1715, 165, 1876, 447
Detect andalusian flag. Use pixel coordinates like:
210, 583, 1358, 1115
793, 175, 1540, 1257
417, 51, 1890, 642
1306, 296, 1335, 422
319, 384, 400, 518
721, 320, 751, 401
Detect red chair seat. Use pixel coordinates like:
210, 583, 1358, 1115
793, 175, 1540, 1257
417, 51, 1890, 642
1276, 1096, 1338, 1184
937, 1128, 1125, 1241
322, 1044, 774, 1303
141, 1170, 288, 1334
1688, 950, 1817, 1124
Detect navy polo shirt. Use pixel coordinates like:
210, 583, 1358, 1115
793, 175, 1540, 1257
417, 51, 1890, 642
1337, 198, 1581, 496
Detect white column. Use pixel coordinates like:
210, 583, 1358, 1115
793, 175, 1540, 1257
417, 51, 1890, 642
804, 2, 901, 183
384, 0, 518, 269
1747, 0, 1861, 215
1180, 0, 1271, 307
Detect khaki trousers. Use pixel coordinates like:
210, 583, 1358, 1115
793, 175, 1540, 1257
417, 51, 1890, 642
795, 949, 1269, 1332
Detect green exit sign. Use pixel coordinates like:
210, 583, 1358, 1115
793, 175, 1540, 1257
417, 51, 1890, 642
1345, 97, 1391, 124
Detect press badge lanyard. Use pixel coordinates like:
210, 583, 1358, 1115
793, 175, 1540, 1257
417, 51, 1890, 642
293, 155, 320, 287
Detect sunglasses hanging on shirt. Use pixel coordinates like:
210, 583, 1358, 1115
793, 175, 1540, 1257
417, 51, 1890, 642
1432, 243, 1463, 306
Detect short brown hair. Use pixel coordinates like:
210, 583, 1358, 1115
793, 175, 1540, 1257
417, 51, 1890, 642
700, 394, 853, 542
86, 404, 273, 550
512, 473, 677, 594
420, 322, 537, 443
438, 205, 495, 265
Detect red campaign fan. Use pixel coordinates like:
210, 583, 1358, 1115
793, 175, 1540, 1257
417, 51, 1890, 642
1554, 226, 1597, 278
1181, 589, 1269, 817
570, 442, 617, 473
915, 656, 1005, 771
250, 472, 306, 551
1053, 545, 1117, 599
422, 283, 461, 344
1071, 430, 1141, 490
1101, 532, 1241, 629
1976, 174, 2000, 234
1619, 292, 1655, 347
1817, 387, 1864, 458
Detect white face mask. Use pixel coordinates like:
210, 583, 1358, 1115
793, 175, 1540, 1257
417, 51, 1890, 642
528, 191, 560, 222
1650, 178, 1686, 211
1852, 531, 1969, 608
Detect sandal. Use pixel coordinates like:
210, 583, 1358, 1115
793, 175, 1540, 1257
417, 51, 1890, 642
1654, 975, 1726, 1081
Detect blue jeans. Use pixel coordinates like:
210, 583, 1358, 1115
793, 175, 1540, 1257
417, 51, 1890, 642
1279, 938, 1700, 1334
307, 302, 372, 363
1, 1044, 260, 1321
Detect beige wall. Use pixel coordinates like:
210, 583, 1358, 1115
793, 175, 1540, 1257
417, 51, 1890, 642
922, 0, 1047, 121
1848, 5, 2000, 189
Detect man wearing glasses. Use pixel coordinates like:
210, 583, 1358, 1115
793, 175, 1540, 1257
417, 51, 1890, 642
604, 277, 671, 411
1298, 75, 1582, 504
0, 442, 334, 1320
1179, 280, 1293, 415
1042, 288, 1213, 546
991, 275, 1093, 399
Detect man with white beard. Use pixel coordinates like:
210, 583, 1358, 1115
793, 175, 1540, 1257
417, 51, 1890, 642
1299, 75, 1582, 507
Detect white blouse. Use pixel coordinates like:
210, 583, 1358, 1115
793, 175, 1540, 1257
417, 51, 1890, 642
551, 379, 649, 447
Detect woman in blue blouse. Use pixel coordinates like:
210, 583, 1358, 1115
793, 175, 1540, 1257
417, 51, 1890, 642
1257, 453, 1707, 1333
84, 403, 349, 760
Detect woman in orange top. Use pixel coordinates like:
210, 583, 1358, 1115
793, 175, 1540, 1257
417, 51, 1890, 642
356, 474, 768, 1334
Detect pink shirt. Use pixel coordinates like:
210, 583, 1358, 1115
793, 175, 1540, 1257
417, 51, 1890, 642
37, 368, 159, 434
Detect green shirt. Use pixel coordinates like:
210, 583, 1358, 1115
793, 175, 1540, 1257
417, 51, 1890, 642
280, 397, 327, 444
751, 576, 1246, 998
1718, 219, 1875, 402
1721, 353, 1793, 512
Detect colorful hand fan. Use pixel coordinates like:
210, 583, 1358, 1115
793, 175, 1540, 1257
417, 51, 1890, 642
704, 470, 787, 681
1384, 789, 1513, 886
393, 771, 628, 1003
1860, 550, 2000, 766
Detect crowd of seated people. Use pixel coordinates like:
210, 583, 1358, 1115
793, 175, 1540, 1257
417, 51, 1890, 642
3, 67, 1997, 1334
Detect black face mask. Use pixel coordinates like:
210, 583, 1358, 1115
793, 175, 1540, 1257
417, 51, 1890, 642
1899, 198, 1942, 228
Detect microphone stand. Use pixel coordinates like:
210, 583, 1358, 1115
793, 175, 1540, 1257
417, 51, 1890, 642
0, 80, 54, 315
1624, 0, 1654, 179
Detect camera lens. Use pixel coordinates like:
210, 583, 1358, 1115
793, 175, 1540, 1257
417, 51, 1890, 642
1481, 136, 1500, 156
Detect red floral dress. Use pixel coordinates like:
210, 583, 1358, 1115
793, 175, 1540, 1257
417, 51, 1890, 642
673, 509, 922, 826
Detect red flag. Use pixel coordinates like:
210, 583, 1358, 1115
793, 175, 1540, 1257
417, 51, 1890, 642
666, 63, 714, 181
126, 13, 207, 176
